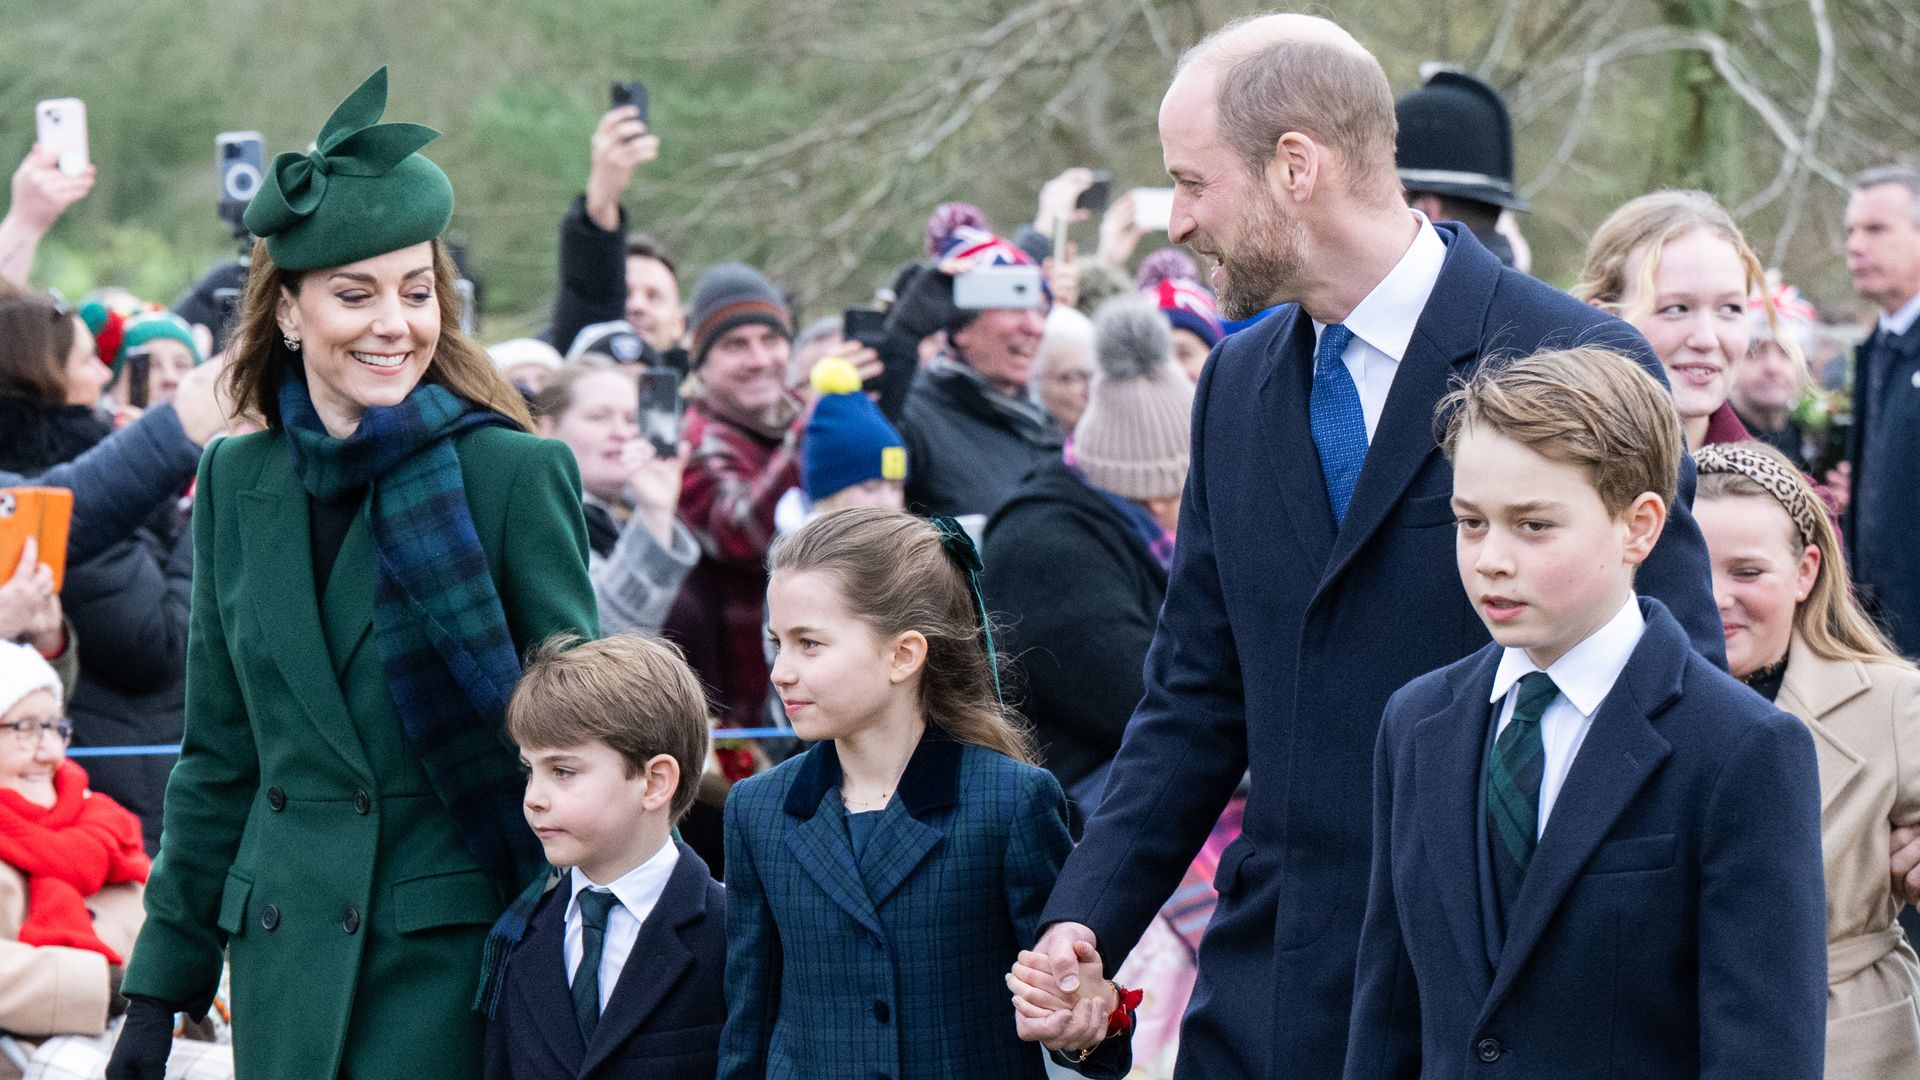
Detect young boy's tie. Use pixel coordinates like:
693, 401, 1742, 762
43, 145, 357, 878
1488, 672, 1559, 921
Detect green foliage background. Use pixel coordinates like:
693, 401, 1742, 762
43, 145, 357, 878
5, 0, 1911, 335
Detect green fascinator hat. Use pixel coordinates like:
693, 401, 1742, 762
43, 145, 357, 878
243, 67, 454, 272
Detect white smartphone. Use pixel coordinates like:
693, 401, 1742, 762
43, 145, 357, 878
953, 265, 1046, 310
1132, 187, 1176, 233
35, 98, 89, 177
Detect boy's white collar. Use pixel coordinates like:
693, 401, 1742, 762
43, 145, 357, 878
1489, 595, 1646, 717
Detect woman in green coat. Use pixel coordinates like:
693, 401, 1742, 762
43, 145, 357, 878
108, 70, 599, 1080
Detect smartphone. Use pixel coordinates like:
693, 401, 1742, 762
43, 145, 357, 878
954, 265, 1046, 310
1131, 187, 1176, 233
124, 349, 152, 409
0, 488, 73, 593
637, 368, 682, 456
843, 307, 886, 349
35, 98, 89, 177
610, 81, 650, 128
215, 131, 266, 220
1075, 171, 1112, 213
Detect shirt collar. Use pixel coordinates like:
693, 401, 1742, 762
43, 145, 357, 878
1312, 209, 1448, 362
567, 839, 680, 921
1489, 595, 1646, 717
1881, 289, 1920, 337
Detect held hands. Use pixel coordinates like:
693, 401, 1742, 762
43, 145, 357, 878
1008, 921, 1116, 1053
586, 105, 659, 232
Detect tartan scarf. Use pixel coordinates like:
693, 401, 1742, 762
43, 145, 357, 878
278, 377, 543, 906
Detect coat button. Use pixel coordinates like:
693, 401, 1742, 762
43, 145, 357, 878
260, 904, 280, 931
342, 905, 360, 934
872, 1000, 890, 1023
266, 787, 286, 811
353, 790, 371, 815
1476, 1037, 1503, 1063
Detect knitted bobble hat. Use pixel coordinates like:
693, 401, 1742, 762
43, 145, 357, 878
1075, 296, 1194, 501
116, 310, 205, 373
687, 263, 791, 367
802, 357, 906, 500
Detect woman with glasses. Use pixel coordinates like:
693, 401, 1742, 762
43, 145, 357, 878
0, 289, 186, 856
0, 641, 218, 1077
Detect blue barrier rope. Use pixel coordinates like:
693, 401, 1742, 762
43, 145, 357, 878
66, 727, 799, 759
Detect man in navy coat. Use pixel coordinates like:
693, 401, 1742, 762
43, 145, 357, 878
1017, 14, 1721, 1079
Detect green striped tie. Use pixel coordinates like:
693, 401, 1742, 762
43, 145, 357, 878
573, 888, 620, 1044
1487, 672, 1559, 922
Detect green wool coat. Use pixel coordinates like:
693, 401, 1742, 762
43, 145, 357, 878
120, 426, 600, 1080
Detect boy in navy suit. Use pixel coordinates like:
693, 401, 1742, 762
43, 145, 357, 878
486, 635, 726, 1080
1344, 347, 1826, 1079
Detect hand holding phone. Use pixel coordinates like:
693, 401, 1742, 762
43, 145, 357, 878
610, 82, 651, 129
636, 368, 683, 457
954, 265, 1047, 310
1075, 171, 1112, 213
1130, 187, 1176, 233
0, 488, 73, 593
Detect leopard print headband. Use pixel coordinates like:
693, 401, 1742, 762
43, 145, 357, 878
1694, 443, 1821, 548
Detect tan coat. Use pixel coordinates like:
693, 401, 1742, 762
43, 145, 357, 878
1777, 637, 1920, 1079
0, 862, 144, 1078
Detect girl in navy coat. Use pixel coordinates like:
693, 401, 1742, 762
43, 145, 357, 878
719, 508, 1129, 1079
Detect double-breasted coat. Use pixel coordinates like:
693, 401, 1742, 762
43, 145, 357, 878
120, 426, 599, 1080
1775, 637, 1920, 1078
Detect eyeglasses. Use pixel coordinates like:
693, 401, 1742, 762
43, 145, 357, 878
5, 718, 73, 747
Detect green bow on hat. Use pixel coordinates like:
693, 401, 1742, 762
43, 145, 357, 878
244, 67, 455, 272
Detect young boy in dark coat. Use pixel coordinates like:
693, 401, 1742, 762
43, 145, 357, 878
1344, 347, 1827, 1080
486, 635, 726, 1080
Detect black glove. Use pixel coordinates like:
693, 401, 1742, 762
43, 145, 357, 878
884, 264, 962, 343
105, 995, 174, 1080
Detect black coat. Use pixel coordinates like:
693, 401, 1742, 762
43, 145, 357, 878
541, 195, 626, 356
982, 462, 1167, 795
1039, 224, 1722, 1080
1845, 318, 1920, 656
0, 398, 190, 853
485, 843, 727, 1080
898, 362, 1062, 519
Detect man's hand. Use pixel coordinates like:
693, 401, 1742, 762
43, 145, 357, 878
585, 106, 659, 232
1009, 934, 1115, 1052
1097, 190, 1148, 268
1893, 824, 1920, 907
1035, 168, 1096, 238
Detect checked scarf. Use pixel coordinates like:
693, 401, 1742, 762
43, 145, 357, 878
279, 377, 542, 904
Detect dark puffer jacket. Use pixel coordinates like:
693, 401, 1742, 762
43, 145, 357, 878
898, 359, 1063, 520
0, 398, 189, 853
980, 460, 1167, 797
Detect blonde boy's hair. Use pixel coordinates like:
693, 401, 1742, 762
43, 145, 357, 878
507, 634, 711, 823
1438, 347, 1682, 515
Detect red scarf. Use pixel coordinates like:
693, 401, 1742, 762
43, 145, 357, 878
0, 760, 151, 962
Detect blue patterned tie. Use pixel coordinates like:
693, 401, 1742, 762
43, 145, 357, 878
572, 888, 620, 1043
1309, 323, 1367, 525
1487, 672, 1559, 926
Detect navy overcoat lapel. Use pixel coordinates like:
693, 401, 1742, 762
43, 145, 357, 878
1254, 305, 1337, 570
1412, 647, 1503, 1003
783, 744, 885, 940
517, 882, 587, 1070
1319, 228, 1487, 596
240, 442, 373, 775
858, 736, 959, 907
1478, 602, 1682, 1025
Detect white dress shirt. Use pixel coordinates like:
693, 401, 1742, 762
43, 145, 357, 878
565, 841, 680, 1010
1880, 289, 1920, 337
1310, 211, 1449, 439
1487, 596, 1646, 837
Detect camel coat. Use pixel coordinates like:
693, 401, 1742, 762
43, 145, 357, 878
1776, 637, 1920, 1078
0, 862, 144, 1078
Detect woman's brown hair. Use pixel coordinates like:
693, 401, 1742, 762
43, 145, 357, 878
0, 292, 79, 405
769, 508, 1036, 763
531, 355, 621, 424
225, 237, 532, 431
1696, 441, 1912, 669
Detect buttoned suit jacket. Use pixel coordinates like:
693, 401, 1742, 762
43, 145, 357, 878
1038, 223, 1724, 1080
1344, 599, 1826, 1080
1845, 318, 1920, 655
484, 842, 727, 1080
